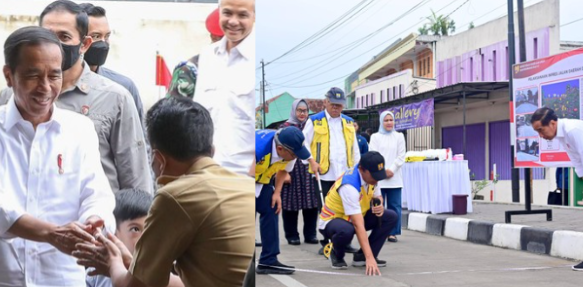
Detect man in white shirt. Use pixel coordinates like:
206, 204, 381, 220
303, 87, 360, 253
317, 152, 397, 275
194, 0, 255, 176
0, 26, 115, 286
530, 107, 583, 271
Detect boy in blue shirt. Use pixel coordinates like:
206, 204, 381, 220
85, 189, 152, 287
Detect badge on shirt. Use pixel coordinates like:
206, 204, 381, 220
81, 105, 90, 115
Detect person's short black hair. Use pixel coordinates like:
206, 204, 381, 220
40, 0, 89, 39
4, 26, 64, 73
146, 97, 213, 160
530, 107, 558, 126
79, 3, 106, 17
113, 189, 153, 229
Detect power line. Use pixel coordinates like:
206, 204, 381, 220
269, 0, 431, 81
457, 0, 537, 30
276, 0, 378, 60
294, 0, 502, 99
270, 72, 355, 89
269, 0, 432, 86
272, 0, 522, 100
444, 0, 470, 18
264, 0, 372, 66
268, 0, 389, 66
561, 17, 583, 27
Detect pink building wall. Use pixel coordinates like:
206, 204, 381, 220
437, 27, 550, 87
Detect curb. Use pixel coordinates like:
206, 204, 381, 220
402, 210, 583, 261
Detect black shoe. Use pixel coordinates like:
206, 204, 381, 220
345, 244, 358, 253
256, 261, 295, 275
387, 235, 398, 243
573, 261, 583, 271
255, 240, 262, 247
329, 250, 348, 270
304, 237, 319, 244
287, 239, 301, 245
352, 251, 387, 267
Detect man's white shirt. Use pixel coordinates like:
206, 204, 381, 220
556, 118, 583, 177
194, 28, 255, 176
317, 172, 380, 230
0, 98, 115, 287
303, 110, 360, 181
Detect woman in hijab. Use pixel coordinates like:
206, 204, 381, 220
279, 99, 319, 245
369, 110, 406, 243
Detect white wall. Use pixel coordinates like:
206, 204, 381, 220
0, 0, 217, 111
475, 168, 558, 205
355, 69, 436, 108
436, 0, 560, 61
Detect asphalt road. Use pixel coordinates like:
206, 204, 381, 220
256, 222, 581, 286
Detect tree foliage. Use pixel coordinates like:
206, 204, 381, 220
418, 10, 456, 36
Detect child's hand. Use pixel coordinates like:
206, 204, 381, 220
105, 232, 134, 268
73, 239, 111, 276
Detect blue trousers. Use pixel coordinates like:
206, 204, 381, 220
381, 187, 402, 236
321, 209, 398, 260
256, 184, 280, 265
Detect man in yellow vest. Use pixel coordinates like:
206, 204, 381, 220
319, 151, 398, 276
303, 87, 361, 253
255, 127, 311, 275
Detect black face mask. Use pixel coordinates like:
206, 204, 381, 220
84, 41, 109, 67
61, 42, 82, 71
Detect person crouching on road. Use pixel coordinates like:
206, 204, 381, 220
318, 151, 398, 276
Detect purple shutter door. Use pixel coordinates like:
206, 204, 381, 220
442, 123, 486, 180
489, 121, 511, 180
488, 120, 544, 180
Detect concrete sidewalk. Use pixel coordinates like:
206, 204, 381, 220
404, 201, 583, 261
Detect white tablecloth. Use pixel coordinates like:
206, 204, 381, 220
402, 160, 472, 214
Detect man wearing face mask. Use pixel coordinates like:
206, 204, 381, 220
0, 0, 152, 195
79, 3, 145, 126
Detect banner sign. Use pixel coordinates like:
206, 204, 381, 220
511, 47, 583, 168
379, 98, 434, 131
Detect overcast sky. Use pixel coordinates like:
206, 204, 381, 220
256, 0, 583, 106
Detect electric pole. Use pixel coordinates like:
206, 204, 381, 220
261, 59, 266, 129
507, 0, 520, 203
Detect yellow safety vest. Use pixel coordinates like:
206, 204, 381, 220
309, 112, 355, 175
255, 130, 290, 184
320, 166, 374, 222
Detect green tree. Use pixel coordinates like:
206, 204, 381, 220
421, 10, 456, 36
418, 25, 429, 35
469, 21, 475, 29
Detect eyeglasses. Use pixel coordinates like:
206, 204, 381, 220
296, 109, 308, 114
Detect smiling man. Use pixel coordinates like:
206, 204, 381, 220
0, 0, 153, 196
0, 26, 115, 287
193, 0, 255, 176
